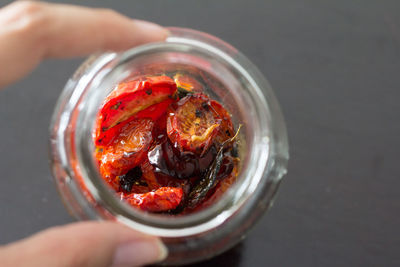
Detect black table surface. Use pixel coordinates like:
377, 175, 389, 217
1, 0, 399, 266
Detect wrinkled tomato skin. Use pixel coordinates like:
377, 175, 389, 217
98, 119, 154, 179
166, 94, 221, 155
122, 187, 183, 212
140, 159, 161, 190
166, 94, 234, 156
95, 76, 176, 146
210, 100, 234, 145
148, 134, 217, 179
135, 98, 173, 121
95, 99, 173, 147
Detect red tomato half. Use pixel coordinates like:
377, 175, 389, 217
98, 118, 154, 179
122, 187, 183, 212
209, 100, 234, 144
166, 94, 233, 155
95, 76, 176, 146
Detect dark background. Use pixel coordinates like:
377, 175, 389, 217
0, 0, 399, 266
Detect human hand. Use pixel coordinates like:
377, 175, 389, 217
0, 1, 168, 266
0, 222, 167, 267
0, 0, 168, 88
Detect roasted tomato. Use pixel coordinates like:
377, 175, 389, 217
121, 187, 183, 212
98, 118, 154, 179
166, 94, 233, 155
96, 99, 173, 147
209, 100, 234, 145
140, 159, 161, 190
148, 136, 217, 179
95, 76, 176, 146
135, 98, 173, 121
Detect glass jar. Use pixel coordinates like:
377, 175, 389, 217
49, 27, 289, 265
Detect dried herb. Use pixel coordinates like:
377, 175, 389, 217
187, 125, 241, 208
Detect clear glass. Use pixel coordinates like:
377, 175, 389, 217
49, 27, 289, 265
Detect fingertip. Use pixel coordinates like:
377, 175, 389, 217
111, 237, 168, 267
132, 19, 169, 43
155, 238, 169, 262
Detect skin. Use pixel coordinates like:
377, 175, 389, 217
0, 1, 169, 267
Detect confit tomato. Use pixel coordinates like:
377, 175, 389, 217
140, 159, 161, 190
166, 94, 233, 156
209, 100, 234, 145
96, 99, 174, 148
148, 135, 217, 179
95, 76, 176, 146
121, 187, 183, 212
98, 118, 154, 179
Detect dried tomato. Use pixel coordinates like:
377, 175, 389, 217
166, 94, 222, 155
140, 159, 161, 190
98, 118, 154, 178
148, 136, 217, 179
209, 100, 234, 145
121, 187, 183, 212
95, 76, 176, 146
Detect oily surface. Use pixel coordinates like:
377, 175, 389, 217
0, 0, 399, 266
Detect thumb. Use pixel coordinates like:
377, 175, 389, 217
0, 221, 167, 267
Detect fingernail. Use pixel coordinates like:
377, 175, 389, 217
133, 20, 169, 39
112, 239, 167, 267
